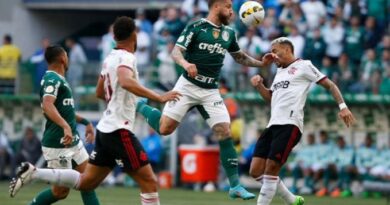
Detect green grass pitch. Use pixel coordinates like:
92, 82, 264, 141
0, 182, 387, 205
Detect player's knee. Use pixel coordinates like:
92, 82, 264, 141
143, 174, 158, 192
265, 160, 282, 175
159, 123, 175, 135
249, 167, 262, 179
212, 123, 230, 138
77, 175, 99, 191
52, 187, 70, 200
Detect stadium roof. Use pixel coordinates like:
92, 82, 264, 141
23, 0, 182, 10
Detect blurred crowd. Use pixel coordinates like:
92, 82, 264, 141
1, 0, 390, 95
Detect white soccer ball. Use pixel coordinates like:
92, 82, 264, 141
239, 1, 265, 27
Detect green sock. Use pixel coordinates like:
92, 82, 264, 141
81, 190, 100, 205
138, 104, 162, 134
30, 188, 58, 205
219, 138, 240, 187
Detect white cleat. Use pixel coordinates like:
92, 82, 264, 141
9, 162, 35, 198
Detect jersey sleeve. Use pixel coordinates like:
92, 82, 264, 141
42, 77, 61, 98
118, 54, 135, 71
303, 61, 326, 83
228, 31, 240, 53
175, 24, 197, 50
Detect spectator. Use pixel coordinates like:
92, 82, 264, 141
376, 35, 390, 57
164, 6, 186, 40
303, 27, 326, 68
0, 34, 21, 94
287, 25, 304, 58
300, 0, 327, 30
363, 16, 381, 49
0, 132, 14, 180
155, 40, 178, 90
30, 38, 50, 93
65, 38, 87, 89
99, 24, 115, 61
361, 49, 381, 83
342, 0, 366, 21
153, 8, 168, 38
181, 0, 208, 18
135, 8, 153, 34
322, 16, 344, 64
321, 56, 340, 83
279, 0, 297, 32
12, 127, 42, 173
344, 16, 365, 67
337, 54, 354, 92
366, 0, 387, 31
141, 128, 163, 172
379, 65, 390, 94
135, 21, 152, 83
258, 8, 280, 41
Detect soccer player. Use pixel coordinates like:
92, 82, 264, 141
136, 0, 274, 199
21, 45, 101, 205
10, 16, 180, 205
249, 37, 356, 205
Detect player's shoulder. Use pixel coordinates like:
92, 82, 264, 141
43, 71, 61, 81
186, 18, 208, 29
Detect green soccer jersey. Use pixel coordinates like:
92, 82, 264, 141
176, 18, 240, 89
40, 71, 79, 148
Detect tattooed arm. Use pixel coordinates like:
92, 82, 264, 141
230, 50, 274, 68
171, 46, 198, 78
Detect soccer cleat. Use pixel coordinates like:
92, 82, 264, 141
9, 162, 35, 198
136, 98, 148, 112
292, 195, 305, 205
340, 190, 352, 197
228, 185, 256, 200
315, 188, 327, 197
330, 188, 341, 197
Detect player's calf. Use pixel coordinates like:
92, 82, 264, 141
51, 187, 70, 200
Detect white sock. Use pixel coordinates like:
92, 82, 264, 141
140, 192, 160, 205
278, 179, 296, 204
257, 175, 278, 205
32, 168, 80, 189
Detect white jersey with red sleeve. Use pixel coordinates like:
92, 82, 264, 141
267, 59, 326, 132
97, 49, 139, 133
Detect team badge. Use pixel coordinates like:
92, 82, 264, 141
222, 31, 229, 41
212, 29, 220, 39
288, 67, 297, 75
45, 85, 54, 93
177, 35, 185, 43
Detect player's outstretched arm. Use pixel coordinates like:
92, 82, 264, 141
250, 75, 272, 103
318, 78, 356, 127
231, 51, 274, 68
42, 96, 73, 146
171, 46, 198, 78
117, 66, 181, 103
75, 114, 94, 144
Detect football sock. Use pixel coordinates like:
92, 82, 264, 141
140, 192, 160, 205
81, 190, 100, 205
218, 138, 239, 187
277, 179, 296, 204
137, 104, 162, 135
257, 175, 278, 205
29, 188, 58, 205
323, 168, 330, 189
32, 168, 80, 189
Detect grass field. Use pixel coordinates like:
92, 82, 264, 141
0, 182, 387, 205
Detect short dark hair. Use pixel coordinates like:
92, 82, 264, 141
113, 16, 136, 41
45, 45, 65, 64
208, 0, 225, 8
271, 37, 295, 54
4, 34, 12, 43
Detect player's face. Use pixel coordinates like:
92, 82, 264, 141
271, 44, 288, 67
217, 0, 233, 25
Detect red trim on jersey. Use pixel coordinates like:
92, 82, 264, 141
281, 126, 300, 164
120, 130, 140, 169
117, 65, 134, 72
316, 76, 328, 84
282, 58, 302, 68
263, 175, 279, 180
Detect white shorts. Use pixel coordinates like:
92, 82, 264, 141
163, 76, 230, 128
42, 141, 89, 169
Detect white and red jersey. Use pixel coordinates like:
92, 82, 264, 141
97, 49, 139, 133
267, 59, 326, 132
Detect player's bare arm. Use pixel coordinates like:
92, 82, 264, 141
95, 76, 105, 100
318, 78, 356, 127
75, 114, 94, 144
231, 51, 275, 68
42, 95, 73, 146
117, 66, 182, 103
250, 75, 272, 103
171, 46, 198, 78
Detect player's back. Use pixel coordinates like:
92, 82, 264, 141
97, 49, 139, 133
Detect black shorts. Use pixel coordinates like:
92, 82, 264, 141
253, 125, 302, 164
89, 129, 150, 171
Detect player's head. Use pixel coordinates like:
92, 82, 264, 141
44, 45, 69, 71
270, 37, 295, 67
208, 0, 233, 25
3, 34, 12, 45
113, 16, 137, 50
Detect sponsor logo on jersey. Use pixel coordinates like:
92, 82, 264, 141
198, 43, 227, 55
288, 67, 297, 75
63, 98, 74, 107
213, 100, 223, 106
212, 29, 220, 39
272, 80, 290, 91
185, 32, 194, 47
194, 74, 216, 84
115, 159, 124, 167
177, 35, 185, 43
222, 31, 229, 41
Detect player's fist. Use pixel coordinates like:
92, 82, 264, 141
250, 75, 263, 87
61, 125, 73, 146
338, 108, 356, 128
85, 123, 95, 144
160, 91, 182, 103
184, 62, 198, 78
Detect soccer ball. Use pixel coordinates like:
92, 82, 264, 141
239, 1, 265, 27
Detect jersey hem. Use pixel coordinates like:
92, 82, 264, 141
175, 44, 187, 50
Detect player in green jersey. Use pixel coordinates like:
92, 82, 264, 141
24, 45, 100, 205
136, 0, 275, 200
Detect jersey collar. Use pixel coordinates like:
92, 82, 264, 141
202, 18, 221, 28
281, 58, 301, 69
46, 70, 65, 80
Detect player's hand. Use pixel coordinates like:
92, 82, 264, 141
250, 75, 263, 87
261, 53, 277, 67
61, 125, 73, 146
338, 108, 356, 128
184, 62, 198, 78
85, 123, 95, 144
160, 91, 182, 103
